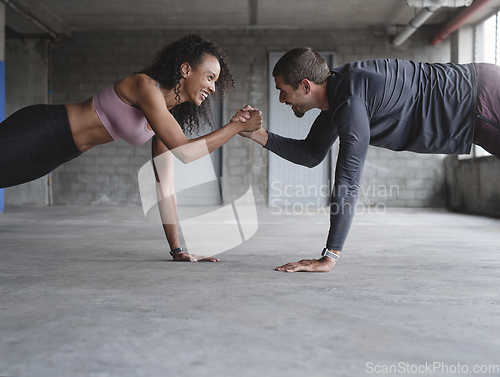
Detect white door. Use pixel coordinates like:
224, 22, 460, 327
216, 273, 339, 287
268, 52, 334, 209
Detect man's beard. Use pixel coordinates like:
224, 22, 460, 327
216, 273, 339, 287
292, 105, 305, 118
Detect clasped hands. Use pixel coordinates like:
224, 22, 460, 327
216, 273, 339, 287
232, 105, 261, 138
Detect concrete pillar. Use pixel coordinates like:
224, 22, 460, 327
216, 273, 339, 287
0, 3, 5, 212
446, 24, 476, 211
450, 25, 474, 64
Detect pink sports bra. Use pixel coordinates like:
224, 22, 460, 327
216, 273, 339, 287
92, 85, 155, 145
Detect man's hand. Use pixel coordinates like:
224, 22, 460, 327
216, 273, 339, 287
275, 256, 335, 272
172, 252, 220, 262
232, 105, 256, 137
231, 106, 262, 133
231, 105, 256, 124
241, 109, 262, 132
239, 131, 253, 138
231, 105, 269, 145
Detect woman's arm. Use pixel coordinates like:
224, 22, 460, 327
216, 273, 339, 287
151, 136, 219, 262
132, 77, 262, 163
151, 135, 180, 250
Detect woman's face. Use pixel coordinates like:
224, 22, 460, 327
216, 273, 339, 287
180, 54, 221, 106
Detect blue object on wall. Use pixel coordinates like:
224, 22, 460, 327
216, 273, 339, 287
0, 60, 5, 212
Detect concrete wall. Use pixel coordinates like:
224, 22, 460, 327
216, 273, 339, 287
4, 39, 49, 206
47, 26, 450, 207
446, 156, 500, 217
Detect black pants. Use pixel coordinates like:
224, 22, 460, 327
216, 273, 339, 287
473, 63, 500, 159
0, 104, 82, 188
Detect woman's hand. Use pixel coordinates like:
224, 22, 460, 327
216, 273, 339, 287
172, 252, 220, 262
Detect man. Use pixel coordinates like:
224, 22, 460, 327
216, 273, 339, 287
236, 47, 500, 273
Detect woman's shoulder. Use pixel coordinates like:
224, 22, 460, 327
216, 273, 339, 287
117, 73, 158, 91
114, 74, 161, 107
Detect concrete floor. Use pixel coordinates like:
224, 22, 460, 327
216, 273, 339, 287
0, 205, 499, 377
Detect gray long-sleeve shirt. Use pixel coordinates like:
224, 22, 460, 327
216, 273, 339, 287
265, 59, 477, 251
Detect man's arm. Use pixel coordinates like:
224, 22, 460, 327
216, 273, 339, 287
325, 98, 370, 252
240, 101, 370, 272
264, 111, 338, 168
275, 99, 371, 272
238, 108, 338, 168
245, 127, 269, 146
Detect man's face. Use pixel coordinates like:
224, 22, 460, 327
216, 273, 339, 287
274, 75, 308, 118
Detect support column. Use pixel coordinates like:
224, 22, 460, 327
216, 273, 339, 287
446, 24, 475, 211
450, 25, 474, 64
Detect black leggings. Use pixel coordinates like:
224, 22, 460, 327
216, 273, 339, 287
0, 104, 82, 188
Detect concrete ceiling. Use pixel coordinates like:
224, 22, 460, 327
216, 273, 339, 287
5, 0, 500, 38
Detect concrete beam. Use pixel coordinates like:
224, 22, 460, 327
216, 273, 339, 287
6, 0, 71, 37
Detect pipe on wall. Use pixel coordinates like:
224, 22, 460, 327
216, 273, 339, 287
431, 0, 494, 45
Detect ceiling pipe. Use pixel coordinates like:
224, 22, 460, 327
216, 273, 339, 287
431, 0, 494, 45
393, 0, 473, 46
393, 5, 441, 46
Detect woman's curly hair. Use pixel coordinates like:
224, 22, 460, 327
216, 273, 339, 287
137, 34, 234, 136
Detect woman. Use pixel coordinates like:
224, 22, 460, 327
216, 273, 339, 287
0, 34, 262, 262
